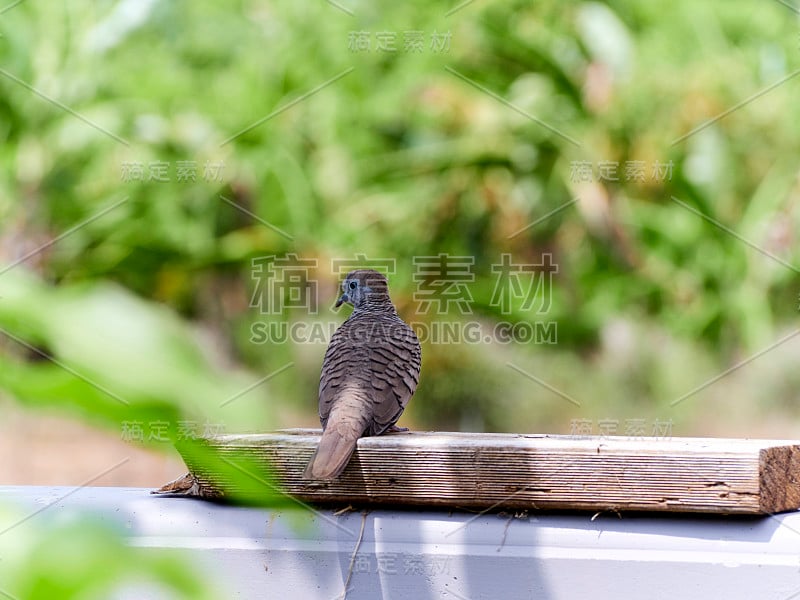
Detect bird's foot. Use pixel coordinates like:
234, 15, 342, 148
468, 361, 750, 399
387, 425, 409, 433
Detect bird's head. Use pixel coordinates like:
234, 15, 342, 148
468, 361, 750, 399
335, 269, 391, 310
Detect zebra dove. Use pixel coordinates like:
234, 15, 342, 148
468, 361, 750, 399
304, 269, 421, 480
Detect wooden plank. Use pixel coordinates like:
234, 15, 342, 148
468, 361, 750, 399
175, 430, 800, 515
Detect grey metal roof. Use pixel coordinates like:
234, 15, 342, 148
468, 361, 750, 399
1, 486, 798, 599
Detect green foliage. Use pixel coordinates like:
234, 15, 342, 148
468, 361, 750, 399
0, 270, 267, 428
0, 0, 797, 442
1, 0, 798, 435
0, 506, 216, 599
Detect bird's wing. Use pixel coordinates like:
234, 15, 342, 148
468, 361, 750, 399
365, 319, 421, 435
318, 325, 350, 428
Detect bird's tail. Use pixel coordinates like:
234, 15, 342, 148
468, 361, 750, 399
303, 421, 361, 480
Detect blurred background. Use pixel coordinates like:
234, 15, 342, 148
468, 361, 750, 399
1, 0, 799, 489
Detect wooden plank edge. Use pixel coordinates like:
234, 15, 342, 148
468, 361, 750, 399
166, 432, 800, 515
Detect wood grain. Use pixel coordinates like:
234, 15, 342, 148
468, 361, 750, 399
175, 430, 800, 514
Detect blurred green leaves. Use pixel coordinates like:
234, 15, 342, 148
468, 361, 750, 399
0, 269, 268, 431
0, 264, 293, 505
0, 0, 797, 434
0, 504, 215, 600
0, 268, 290, 592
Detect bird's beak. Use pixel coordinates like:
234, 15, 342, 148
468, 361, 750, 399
334, 293, 348, 309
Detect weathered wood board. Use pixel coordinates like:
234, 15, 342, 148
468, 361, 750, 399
172, 429, 800, 515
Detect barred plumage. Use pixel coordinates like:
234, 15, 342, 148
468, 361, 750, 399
304, 269, 421, 480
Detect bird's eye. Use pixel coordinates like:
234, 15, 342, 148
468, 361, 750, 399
348, 281, 357, 290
